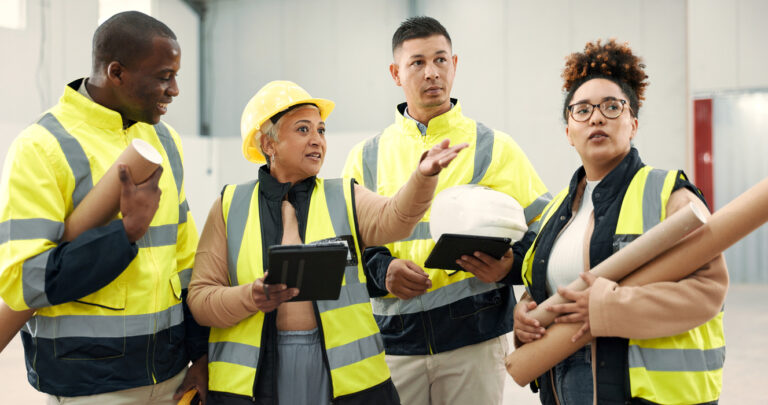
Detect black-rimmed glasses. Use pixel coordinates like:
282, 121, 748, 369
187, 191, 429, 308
567, 99, 628, 122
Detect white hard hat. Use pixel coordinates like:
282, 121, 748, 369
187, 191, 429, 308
429, 185, 528, 242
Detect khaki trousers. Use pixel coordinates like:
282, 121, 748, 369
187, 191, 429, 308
385, 336, 508, 405
47, 369, 187, 405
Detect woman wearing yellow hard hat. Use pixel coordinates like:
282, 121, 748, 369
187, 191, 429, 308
187, 80, 467, 405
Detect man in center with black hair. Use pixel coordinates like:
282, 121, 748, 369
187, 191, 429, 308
343, 16, 551, 405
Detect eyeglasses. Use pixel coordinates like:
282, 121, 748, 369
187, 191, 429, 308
566, 99, 629, 122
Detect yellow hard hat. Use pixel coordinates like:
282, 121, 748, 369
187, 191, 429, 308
240, 80, 335, 163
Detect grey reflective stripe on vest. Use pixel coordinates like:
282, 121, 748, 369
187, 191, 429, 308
0, 218, 64, 244
322, 179, 352, 243
24, 117, 185, 309
37, 115, 184, 220
209, 341, 260, 368
18, 115, 74, 306
316, 179, 371, 312
613, 169, 670, 250
317, 282, 370, 313
401, 222, 431, 242
22, 250, 53, 308
137, 223, 178, 248
524, 193, 553, 224
178, 267, 193, 289
372, 277, 504, 316
642, 169, 668, 232
471, 122, 494, 184
361, 123, 497, 243
225, 180, 258, 287
528, 195, 559, 234
628, 344, 726, 372
22, 303, 183, 338
326, 333, 384, 370
154, 123, 183, 197
179, 200, 189, 224
323, 178, 360, 284
361, 133, 382, 192
37, 113, 93, 207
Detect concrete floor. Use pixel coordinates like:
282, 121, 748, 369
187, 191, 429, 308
1, 284, 766, 404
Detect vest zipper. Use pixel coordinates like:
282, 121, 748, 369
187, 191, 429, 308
424, 310, 435, 355
122, 128, 130, 148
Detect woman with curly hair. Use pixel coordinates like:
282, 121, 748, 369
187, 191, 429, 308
512, 40, 728, 405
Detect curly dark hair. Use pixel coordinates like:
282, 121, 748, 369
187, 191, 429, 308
562, 39, 648, 121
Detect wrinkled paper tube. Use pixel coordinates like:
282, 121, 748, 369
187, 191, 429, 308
0, 140, 162, 354
506, 176, 768, 386
62, 139, 162, 241
526, 202, 707, 327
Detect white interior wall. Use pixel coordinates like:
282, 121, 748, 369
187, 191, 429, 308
154, 0, 200, 136
689, 0, 768, 93
200, 0, 689, 200
2, 0, 768, 237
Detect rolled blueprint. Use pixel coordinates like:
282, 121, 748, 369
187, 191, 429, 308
526, 202, 707, 327
0, 302, 34, 353
62, 139, 162, 241
506, 176, 768, 386
1, 140, 162, 354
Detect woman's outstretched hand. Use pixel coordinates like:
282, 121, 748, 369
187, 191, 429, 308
418, 139, 469, 176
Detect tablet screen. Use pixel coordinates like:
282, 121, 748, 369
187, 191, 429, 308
424, 233, 511, 271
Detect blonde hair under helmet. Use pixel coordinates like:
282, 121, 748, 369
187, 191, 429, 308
240, 80, 335, 164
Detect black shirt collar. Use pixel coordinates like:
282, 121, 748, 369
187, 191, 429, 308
257, 165, 316, 203
567, 147, 644, 204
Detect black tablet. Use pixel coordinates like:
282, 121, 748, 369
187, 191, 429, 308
265, 243, 348, 301
424, 233, 512, 271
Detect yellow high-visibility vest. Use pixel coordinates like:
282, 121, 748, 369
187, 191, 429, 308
0, 84, 197, 390
210, 177, 390, 399
523, 166, 724, 404
344, 103, 551, 321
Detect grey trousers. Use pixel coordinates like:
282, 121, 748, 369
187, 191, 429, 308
277, 328, 332, 405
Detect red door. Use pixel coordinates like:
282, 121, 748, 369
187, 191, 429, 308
693, 99, 714, 207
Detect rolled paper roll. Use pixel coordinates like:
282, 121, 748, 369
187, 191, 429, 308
62, 139, 162, 241
622, 177, 768, 286
0, 141, 162, 354
506, 176, 768, 387
505, 322, 589, 386
526, 202, 707, 327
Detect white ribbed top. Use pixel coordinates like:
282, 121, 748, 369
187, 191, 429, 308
546, 180, 601, 295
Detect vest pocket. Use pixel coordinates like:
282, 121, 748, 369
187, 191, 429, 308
375, 313, 404, 333
168, 273, 184, 343
54, 284, 127, 360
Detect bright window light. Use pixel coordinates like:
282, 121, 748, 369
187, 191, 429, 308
0, 0, 26, 30
98, 0, 152, 25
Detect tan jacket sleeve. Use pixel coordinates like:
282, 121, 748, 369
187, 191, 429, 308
589, 188, 729, 339
187, 197, 261, 329
353, 169, 438, 248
